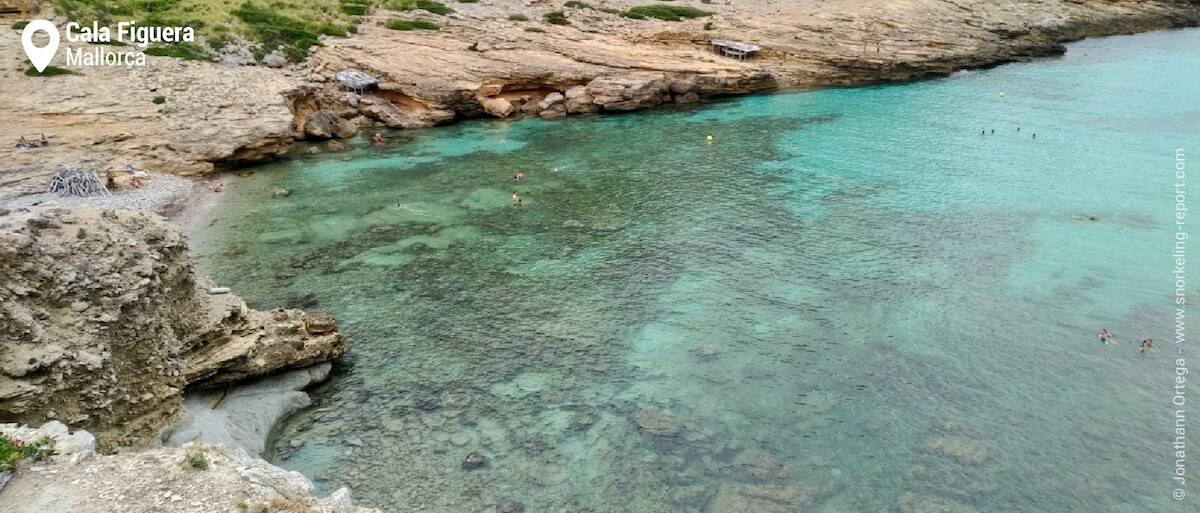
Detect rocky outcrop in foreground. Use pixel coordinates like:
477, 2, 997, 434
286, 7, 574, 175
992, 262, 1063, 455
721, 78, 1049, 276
0, 422, 378, 513
0, 207, 348, 451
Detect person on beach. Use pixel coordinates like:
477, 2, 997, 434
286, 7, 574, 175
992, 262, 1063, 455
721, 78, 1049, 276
1098, 329, 1112, 344
105, 171, 117, 191
1140, 338, 1155, 356
40, 133, 48, 146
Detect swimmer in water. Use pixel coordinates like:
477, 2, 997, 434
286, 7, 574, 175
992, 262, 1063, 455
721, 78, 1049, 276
512, 192, 519, 204
1140, 338, 1155, 356
990, 129, 994, 135
1017, 127, 1020, 132
1098, 329, 1112, 344
1032, 133, 1036, 139
514, 171, 525, 183
374, 133, 384, 144
395, 203, 429, 215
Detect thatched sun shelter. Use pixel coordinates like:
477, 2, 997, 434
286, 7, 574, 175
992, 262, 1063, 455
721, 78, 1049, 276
334, 69, 378, 94
709, 40, 762, 60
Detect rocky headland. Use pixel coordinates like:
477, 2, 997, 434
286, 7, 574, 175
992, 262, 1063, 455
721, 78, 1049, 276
1, 0, 1197, 200
0, 206, 367, 509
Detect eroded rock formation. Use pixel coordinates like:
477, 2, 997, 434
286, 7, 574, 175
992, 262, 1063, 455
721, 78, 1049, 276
0, 207, 347, 451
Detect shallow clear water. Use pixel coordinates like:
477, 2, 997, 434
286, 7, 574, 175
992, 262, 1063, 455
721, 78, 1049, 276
192, 29, 1200, 513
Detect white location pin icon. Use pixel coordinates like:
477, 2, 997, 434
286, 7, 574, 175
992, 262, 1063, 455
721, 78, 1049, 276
21, 20, 60, 73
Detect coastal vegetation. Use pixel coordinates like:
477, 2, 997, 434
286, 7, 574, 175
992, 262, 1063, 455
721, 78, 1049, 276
544, 11, 569, 25
386, 18, 441, 31
11, 20, 28, 29
508, 14, 528, 21
623, 4, 711, 21
0, 435, 54, 471
385, 0, 454, 15
143, 41, 211, 60
49, 0, 359, 62
24, 63, 75, 76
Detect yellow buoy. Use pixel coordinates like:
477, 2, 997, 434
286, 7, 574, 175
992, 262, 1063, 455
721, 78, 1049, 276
1000, 92, 1006, 98
706, 135, 713, 142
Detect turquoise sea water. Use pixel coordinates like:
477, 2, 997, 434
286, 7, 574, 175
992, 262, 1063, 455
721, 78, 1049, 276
192, 29, 1200, 512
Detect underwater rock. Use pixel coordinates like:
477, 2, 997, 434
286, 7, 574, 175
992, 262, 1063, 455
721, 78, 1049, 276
897, 492, 980, 513
327, 140, 349, 152
498, 499, 525, 513
921, 437, 990, 465
273, 188, 292, 198
461, 451, 489, 470
737, 451, 787, 481
635, 409, 679, 437
695, 343, 718, 359
709, 483, 815, 513
164, 363, 332, 456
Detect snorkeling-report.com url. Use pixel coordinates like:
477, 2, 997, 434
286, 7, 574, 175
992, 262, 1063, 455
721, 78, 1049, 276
1173, 146, 1189, 502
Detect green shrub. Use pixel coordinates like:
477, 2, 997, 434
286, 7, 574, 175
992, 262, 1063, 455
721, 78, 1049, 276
386, 18, 441, 30
340, 4, 368, 15
232, 3, 323, 61
620, 11, 644, 19
318, 22, 348, 37
387, 0, 453, 15
184, 447, 208, 470
507, 14, 527, 21
524, 27, 545, 33
599, 7, 621, 15
544, 11, 569, 24
0, 435, 54, 471
623, 4, 710, 21
564, 1, 588, 8
700, 0, 712, 3
456, 0, 477, 3
152, 95, 166, 104
25, 64, 75, 76
143, 42, 211, 60
12, 20, 28, 29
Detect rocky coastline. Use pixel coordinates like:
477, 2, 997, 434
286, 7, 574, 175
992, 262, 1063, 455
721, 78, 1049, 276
1, 1, 1197, 201
0, 206, 370, 510
0, 2, 1197, 511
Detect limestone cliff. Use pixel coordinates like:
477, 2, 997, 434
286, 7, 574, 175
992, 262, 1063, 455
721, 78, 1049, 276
0, 207, 348, 451
0, 0, 1196, 200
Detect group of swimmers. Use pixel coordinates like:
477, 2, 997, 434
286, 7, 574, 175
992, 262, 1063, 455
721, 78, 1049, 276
982, 127, 1034, 139
512, 171, 525, 205
15, 134, 49, 149
1097, 328, 1157, 356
